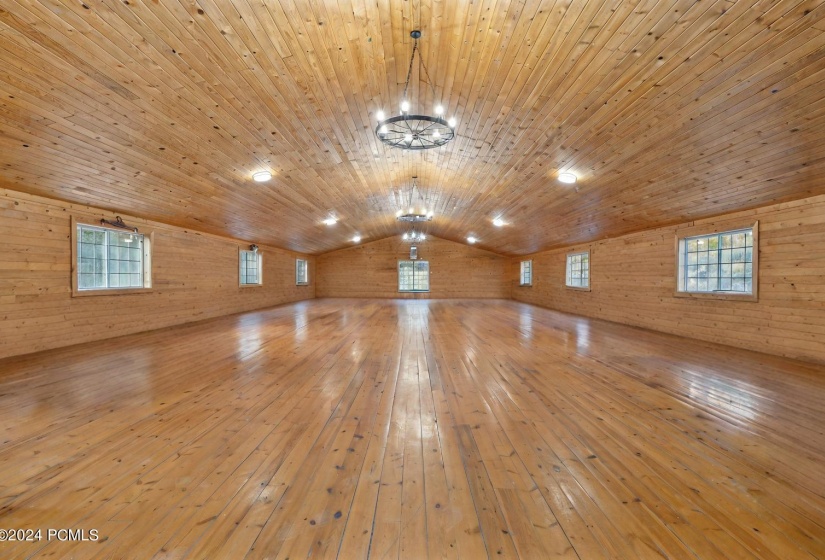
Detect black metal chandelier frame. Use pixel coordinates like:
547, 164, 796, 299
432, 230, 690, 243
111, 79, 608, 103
402, 229, 427, 243
376, 30, 456, 151
376, 115, 454, 150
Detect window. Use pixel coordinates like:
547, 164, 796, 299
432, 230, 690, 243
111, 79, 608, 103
677, 224, 757, 298
519, 260, 532, 286
75, 223, 151, 292
566, 252, 590, 289
398, 260, 429, 292
240, 250, 262, 286
296, 259, 309, 285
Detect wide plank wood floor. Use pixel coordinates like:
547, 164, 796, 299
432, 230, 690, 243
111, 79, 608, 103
1, 298, 824, 559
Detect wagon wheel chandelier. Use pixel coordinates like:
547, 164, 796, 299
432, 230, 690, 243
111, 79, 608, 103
375, 30, 457, 150
396, 176, 432, 241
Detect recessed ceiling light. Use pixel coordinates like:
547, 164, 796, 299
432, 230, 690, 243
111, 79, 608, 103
352, 235, 361, 243
322, 217, 337, 226
558, 172, 577, 184
252, 171, 272, 182
467, 236, 477, 244
493, 218, 505, 227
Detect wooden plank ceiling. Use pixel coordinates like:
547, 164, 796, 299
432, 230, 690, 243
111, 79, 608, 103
1, 0, 824, 255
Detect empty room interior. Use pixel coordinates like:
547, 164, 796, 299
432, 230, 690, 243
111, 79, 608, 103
2, 1, 825, 558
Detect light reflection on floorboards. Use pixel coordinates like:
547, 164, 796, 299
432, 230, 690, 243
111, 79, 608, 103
0, 298, 824, 559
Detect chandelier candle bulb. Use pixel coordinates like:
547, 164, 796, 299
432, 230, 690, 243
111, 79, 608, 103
435, 105, 444, 115
376, 110, 385, 121
448, 117, 457, 128
401, 100, 410, 112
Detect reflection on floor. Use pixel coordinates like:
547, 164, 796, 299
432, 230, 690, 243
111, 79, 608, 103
1, 298, 824, 559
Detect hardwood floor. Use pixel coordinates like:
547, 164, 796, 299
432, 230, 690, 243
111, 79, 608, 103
1, 299, 824, 559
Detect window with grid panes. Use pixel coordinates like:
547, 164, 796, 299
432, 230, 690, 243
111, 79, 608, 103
566, 252, 589, 289
239, 250, 262, 285
76, 224, 150, 291
296, 259, 308, 285
519, 260, 532, 286
677, 228, 754, 294
398, 260, 429, 292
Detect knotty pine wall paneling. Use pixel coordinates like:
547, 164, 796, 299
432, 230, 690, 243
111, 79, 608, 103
0, 188, 315, 359
316, 236, 508, 299
511, 194, 825, 363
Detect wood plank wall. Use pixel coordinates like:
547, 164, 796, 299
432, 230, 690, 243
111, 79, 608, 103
316, 235, 509, 299
511, 194, 825, 364
0, 188, 315, 359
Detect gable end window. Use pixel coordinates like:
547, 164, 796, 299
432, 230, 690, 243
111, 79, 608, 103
676, 222, 758, 300
566, 251, 590, 290
398, 260, 429, 292
73, 221, 152, 294
519, 260, 532, 286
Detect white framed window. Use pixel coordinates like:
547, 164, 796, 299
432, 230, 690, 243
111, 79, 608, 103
398, 260, 429, 292
519, 260, 532, 286
73, 222, 152, 294
676, 223, 757, 299
239, 249, 262, 286
566, 251, 590, 290
296, 258, 309, 285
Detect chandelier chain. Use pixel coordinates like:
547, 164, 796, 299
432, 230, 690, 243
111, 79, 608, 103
402, 40, 418, 102
418, 46, 438, 100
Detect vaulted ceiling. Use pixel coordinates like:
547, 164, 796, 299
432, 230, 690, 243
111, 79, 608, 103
1, 0, 824, 255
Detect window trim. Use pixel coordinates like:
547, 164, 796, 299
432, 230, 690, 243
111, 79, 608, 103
296, 258, 309, 286
565, 250, 591, 292
239, 247, 263, 288
71, 217, 154, 297
398, 260, 430, 293
518, 259, 533, 287
673, 220, 758, 302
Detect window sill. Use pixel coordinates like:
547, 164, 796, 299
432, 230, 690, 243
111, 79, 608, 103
72, 287, 153, 297
565, 285, 591, 292
518, 283, 532, 287
296, 282, 309, 286
674, 290, 757, 302
239, 283, 263, 288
